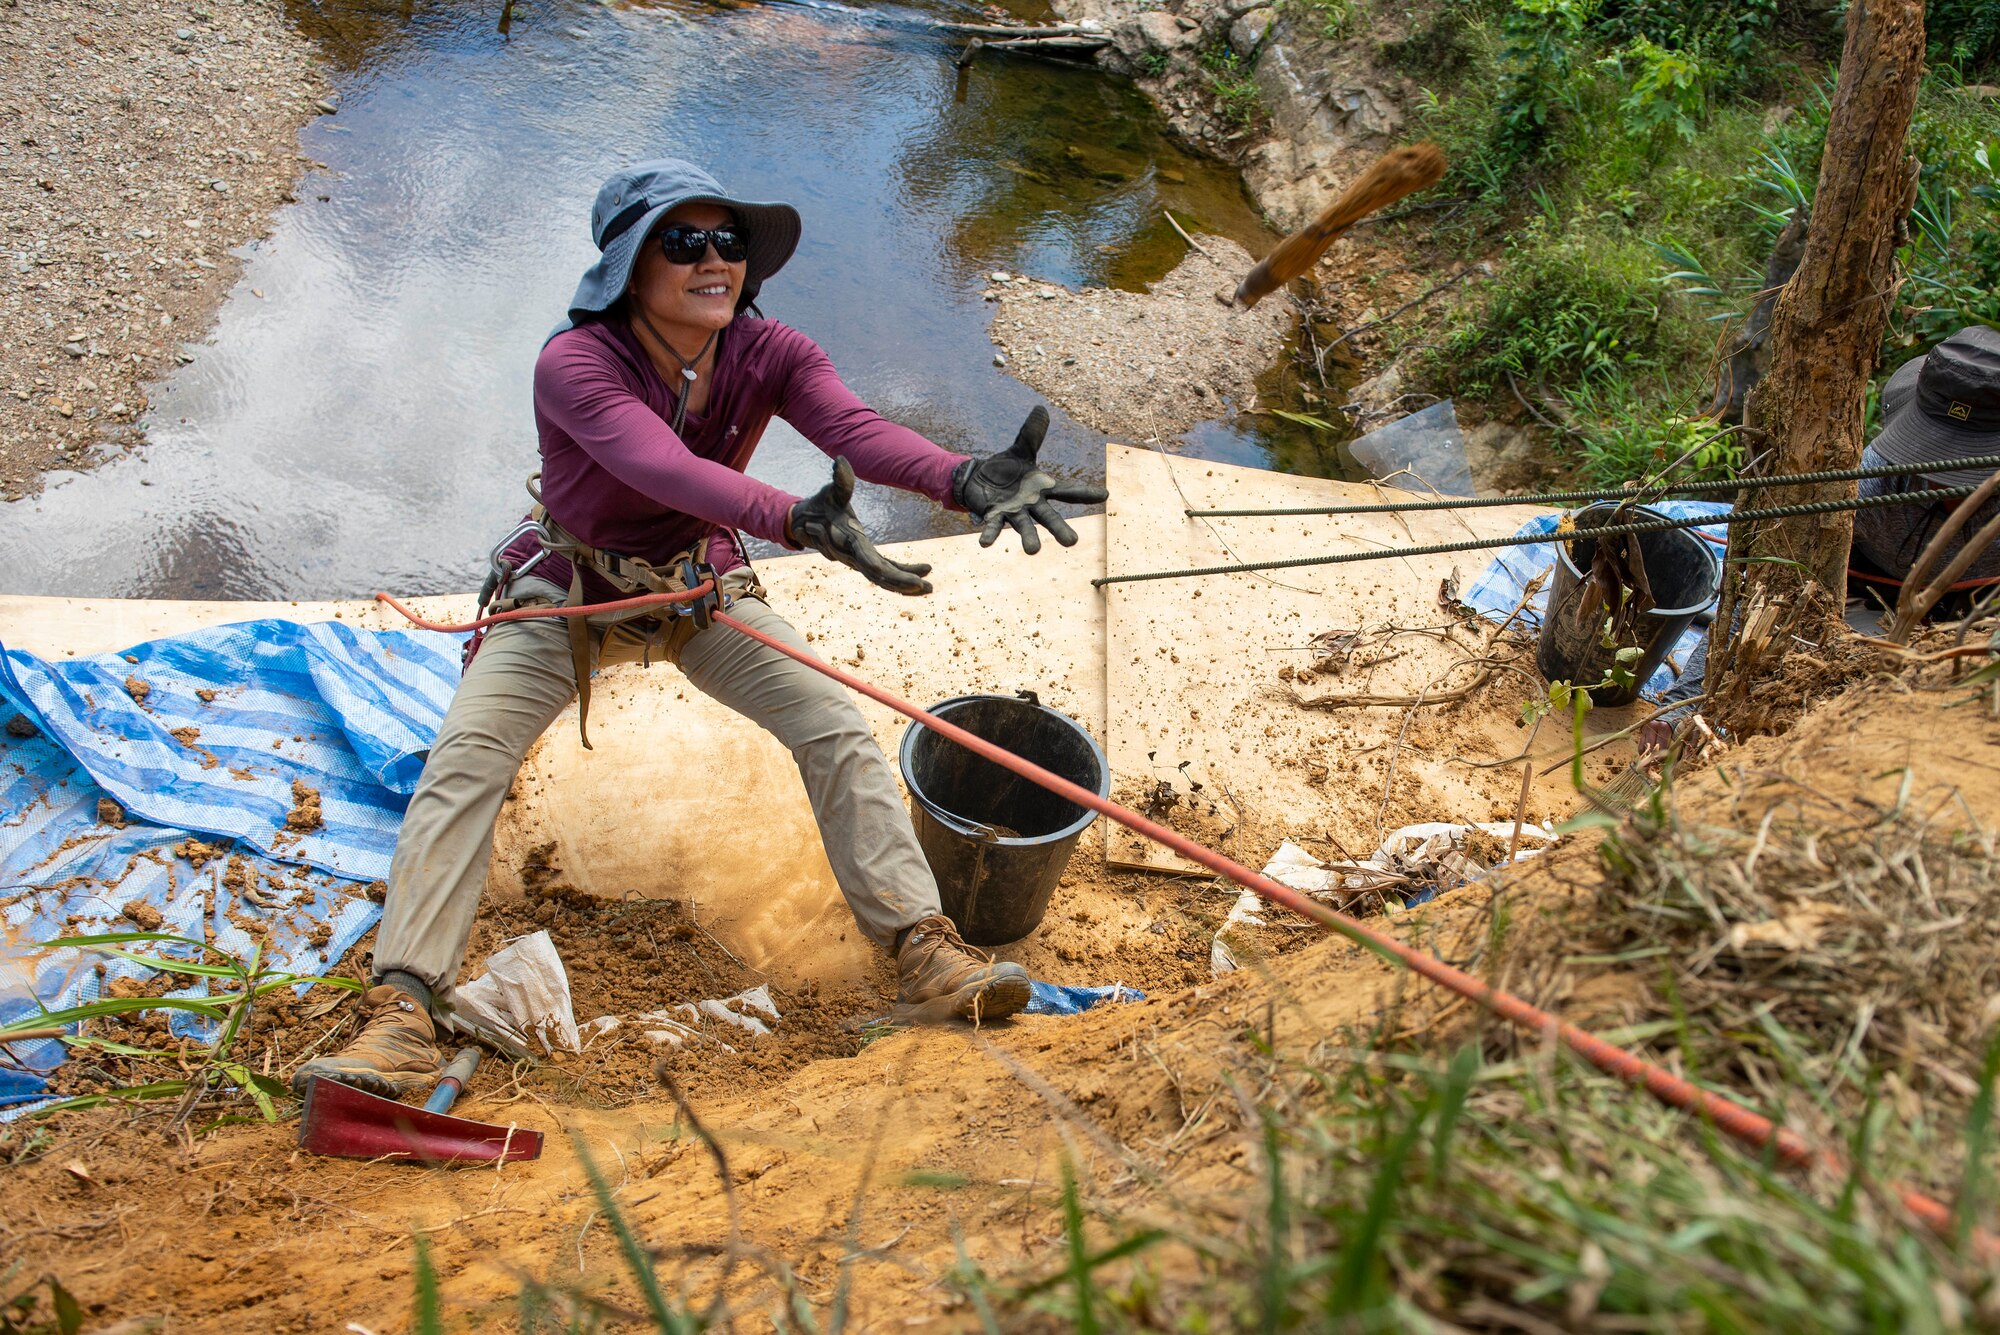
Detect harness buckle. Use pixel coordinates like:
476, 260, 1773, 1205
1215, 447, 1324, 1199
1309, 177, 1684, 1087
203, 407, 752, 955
673, 559, 728, 631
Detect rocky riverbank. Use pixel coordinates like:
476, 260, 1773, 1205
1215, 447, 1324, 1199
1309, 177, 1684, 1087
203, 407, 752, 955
986, 239, 1293, 437
1025, 0, 1548, 492
1053, 0, 1424, 231
0, 0, 329, 500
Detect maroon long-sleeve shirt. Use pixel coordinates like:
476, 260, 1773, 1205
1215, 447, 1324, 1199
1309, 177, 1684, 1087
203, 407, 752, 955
502, 315, 968, 600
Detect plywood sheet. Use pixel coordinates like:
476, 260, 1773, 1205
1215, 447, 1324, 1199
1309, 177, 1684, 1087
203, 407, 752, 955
1102, 444, 1633, 873
0, 520, 1106, 984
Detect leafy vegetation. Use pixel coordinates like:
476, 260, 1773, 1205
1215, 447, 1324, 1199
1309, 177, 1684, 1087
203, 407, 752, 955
2, 930, 361, 1127
1383, 0, 1999, 487
1930, 0, 2000, 72
0, 1267, 83, 1335
1199, 43, 1266, 134
1292, 0, 1353, 42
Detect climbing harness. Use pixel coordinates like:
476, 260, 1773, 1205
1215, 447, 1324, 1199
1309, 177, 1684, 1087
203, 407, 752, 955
470, 473, 741, 748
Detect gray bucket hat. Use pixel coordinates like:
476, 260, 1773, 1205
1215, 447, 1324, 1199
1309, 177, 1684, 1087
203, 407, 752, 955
565, 159, 802, 323
1872, 324, 2000, 487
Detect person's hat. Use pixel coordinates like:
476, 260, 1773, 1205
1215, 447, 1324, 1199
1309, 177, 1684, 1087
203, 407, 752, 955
1872, 324, 2000, 487
564, 159, 802, 323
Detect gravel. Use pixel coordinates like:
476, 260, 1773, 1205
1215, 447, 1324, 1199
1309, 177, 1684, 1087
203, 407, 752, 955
987, 237, 1294, 439
0, 0, 329, 500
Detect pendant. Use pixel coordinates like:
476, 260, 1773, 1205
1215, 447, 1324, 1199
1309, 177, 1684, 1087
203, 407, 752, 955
683, 368, 698, 383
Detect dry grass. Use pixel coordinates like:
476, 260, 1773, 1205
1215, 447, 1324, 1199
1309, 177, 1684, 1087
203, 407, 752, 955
1594, 764, 2000, 1116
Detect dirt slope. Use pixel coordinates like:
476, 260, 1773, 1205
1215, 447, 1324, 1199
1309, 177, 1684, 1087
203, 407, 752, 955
9, 662, 1998, 1330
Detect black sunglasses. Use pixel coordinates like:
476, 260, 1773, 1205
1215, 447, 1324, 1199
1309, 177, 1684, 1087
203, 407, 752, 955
655, 224, 749, 265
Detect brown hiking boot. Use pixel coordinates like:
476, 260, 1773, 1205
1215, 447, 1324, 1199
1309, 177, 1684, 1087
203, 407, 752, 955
893, 915, 1031, 1024
289, 984, 442, 1100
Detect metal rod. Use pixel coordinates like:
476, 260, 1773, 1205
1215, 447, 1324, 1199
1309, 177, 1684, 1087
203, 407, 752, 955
1184, 453, 2000, 519
1099, 483, 1982, 587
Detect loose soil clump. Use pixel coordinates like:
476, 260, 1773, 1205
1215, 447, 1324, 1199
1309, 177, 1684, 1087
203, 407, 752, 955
283, 779, 322, 832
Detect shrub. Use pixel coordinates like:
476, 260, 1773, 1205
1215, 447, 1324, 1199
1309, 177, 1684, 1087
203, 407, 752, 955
1441, 221, 1671, 395
1659, 76, 2000, 372
1606, 34, 1721, 142
1930, 0, 2000, 74
1199, 44, 1265, 133
1491, 0, 1597, 164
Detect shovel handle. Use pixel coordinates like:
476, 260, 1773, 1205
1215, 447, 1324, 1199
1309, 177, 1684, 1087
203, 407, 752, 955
423, 1047, 481, 1115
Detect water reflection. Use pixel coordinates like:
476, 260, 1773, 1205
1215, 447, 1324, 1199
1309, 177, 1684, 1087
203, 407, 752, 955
2, 0, 1325, 602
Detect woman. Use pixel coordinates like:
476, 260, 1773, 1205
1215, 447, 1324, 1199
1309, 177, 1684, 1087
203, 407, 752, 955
295, 159, 1105, 1097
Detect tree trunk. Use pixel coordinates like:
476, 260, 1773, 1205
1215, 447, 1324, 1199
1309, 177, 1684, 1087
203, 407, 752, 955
1706, 0, 1924, 730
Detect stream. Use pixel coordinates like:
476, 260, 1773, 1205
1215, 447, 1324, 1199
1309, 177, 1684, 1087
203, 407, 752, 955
2, 0, 1345, 600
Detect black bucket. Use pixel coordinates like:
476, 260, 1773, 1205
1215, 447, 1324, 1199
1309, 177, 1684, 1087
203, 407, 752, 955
1537, 503, 1720, 707
899, 694, 1108, 947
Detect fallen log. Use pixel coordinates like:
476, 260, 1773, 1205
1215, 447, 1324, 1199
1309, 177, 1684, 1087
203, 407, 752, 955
936, 21, 1107, 37
983, 36, 1111, 51
945, 23, 1112, 65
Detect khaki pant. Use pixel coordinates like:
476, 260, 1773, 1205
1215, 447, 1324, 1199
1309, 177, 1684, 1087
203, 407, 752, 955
373, 568, 941, 990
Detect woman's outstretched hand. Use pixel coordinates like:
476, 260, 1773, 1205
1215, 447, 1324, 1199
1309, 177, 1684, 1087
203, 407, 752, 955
953, 406, 1110, 554
787, 458, 935, 595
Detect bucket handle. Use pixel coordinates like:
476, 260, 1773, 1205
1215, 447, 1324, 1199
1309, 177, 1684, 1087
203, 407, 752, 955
958, 821, 1003, 928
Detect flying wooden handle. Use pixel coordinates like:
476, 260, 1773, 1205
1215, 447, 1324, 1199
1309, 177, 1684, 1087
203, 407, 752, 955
1232, 143, 1448, 308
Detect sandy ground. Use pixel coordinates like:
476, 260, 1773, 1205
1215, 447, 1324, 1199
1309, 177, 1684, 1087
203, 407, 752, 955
6, 669, 1993, 1330
987, 238, 1294, 438
0, 0, 328, 500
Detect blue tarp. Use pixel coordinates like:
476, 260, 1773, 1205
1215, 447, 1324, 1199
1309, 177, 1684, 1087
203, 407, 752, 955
0, 615, 1142, 1109
0, 619, 463, 1108
1025, 981, 1144, 1015
1461, 501, 1729, 701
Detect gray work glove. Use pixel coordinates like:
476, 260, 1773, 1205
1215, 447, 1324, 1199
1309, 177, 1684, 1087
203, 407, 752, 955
952, 406, 1110, 554
786, 458, 934, 596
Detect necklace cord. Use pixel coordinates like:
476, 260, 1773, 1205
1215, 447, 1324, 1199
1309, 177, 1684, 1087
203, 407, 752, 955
632, 305, 720, 436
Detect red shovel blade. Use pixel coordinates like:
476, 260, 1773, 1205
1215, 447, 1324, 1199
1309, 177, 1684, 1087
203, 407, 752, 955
298, 1076, 543, 1163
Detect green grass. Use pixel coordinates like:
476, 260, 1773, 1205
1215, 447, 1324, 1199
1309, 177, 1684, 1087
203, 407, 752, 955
962, 1045, 1994, 1328
1288, 0, 1353, 41
978, 1011, 1999, 1330
1200, 44, 1266, 134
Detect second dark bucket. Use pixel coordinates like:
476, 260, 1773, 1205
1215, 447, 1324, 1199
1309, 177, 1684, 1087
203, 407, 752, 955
899, 694, 1108, 947
1537, 502, 1721, 707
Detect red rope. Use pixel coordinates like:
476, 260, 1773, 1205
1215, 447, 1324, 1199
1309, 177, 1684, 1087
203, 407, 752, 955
708, 606, 1993, 1257
1845, 566, 2000, 592
372, 583, 715, 635
1690, 529, 2000, 592
371, 581, 1992, 1254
